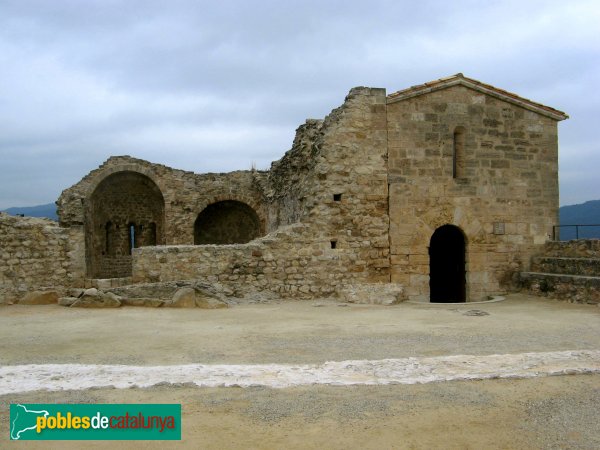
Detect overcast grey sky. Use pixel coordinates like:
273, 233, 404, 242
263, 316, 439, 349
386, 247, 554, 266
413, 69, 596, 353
0, 0, 598, 209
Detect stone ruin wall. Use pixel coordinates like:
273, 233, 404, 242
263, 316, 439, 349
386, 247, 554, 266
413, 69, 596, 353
133, 87, 392, 297
58, 156, 268, 245
0, 213, 84, 302
1, 79, 567, 304
541, 239, 600, 258
387, 85, 559, 300
57, 157, 269, 280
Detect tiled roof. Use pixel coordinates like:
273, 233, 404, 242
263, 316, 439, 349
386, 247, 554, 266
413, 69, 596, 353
387, 73, 568, 121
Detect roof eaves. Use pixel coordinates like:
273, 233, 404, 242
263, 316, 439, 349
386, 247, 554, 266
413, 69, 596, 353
387, 74, 568, 121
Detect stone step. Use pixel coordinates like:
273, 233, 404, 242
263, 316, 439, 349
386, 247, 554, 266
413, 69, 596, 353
520, 272, 600, 304
530, 256, 600, 277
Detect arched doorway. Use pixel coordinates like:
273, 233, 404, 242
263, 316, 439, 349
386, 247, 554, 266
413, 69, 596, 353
87, 171, 165, 278
429, 225, 466, 303
194, 200, 261, 245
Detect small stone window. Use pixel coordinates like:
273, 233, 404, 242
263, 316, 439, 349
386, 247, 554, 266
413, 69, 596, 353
330, 240, 338, 249
453, 126, 466, 179
333, 193, 342, 202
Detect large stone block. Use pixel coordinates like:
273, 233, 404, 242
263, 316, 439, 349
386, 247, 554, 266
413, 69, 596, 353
18, 290, 59, 305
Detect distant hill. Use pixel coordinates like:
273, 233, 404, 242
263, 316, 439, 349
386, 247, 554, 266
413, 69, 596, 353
2, 203, 58, 221
558, 200, 600, 240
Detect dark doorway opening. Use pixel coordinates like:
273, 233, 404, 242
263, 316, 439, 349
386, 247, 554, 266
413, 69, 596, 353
429, 225, 466, 303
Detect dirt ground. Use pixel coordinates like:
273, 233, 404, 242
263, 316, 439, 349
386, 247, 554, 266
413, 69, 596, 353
1, 294, 599, 449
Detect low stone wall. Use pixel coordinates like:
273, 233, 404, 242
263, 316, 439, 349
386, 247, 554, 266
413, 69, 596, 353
520, 239, 600, 304
542, 240, 600, 258
520, 272, 600, 305
133, 224, 390, 299
0, 213, 85, 303
531, 256, 600, 277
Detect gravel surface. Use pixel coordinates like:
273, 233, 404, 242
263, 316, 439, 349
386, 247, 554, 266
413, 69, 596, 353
2, 376, 599, 449
0, 294, 598, 365
1, 293, 598, 449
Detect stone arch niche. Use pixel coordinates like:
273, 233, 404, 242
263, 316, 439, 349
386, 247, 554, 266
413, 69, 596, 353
429, 224, 467, 303
194, 200, 262, 245
87, 171, 165, 278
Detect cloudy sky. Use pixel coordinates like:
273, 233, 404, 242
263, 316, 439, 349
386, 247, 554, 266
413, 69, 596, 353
0, 0, 598, 209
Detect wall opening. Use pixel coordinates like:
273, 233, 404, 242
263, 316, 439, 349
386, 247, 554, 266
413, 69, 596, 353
330, 240, 337, 249
453, 126, 466, 179
128, 223, 136, 254
429, 225, 466, 303
333, 193, 342, 202
194, 200, 262, 245
87, 171, 165, 279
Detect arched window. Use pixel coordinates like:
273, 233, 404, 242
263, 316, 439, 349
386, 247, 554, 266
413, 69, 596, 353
453, 126, 466, 179
128, 223, 136, 254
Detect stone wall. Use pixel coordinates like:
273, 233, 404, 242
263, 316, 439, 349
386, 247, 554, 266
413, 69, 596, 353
50, 75, 566, 303
387, 84, 560, 300
133, 87, 392, 295
89, 171, 165, 278
194, 200, 262, 245
58, 157, 268, 245
58, 157, 269, 279
133, 224, 389, 299
521, 239, 600, 304
59, 86, 391, 286
265, 119, 323, 229
540, 240, 600, 258
0, 213, 85, 303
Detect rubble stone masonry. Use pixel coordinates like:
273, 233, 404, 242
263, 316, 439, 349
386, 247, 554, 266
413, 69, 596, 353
0, 74, 570, 304
0, 213, 84, 302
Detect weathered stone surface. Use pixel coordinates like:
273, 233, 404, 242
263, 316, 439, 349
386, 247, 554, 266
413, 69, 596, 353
542, 240, 600, 258
58, 297, 78, 307
521, 240, 600, 304
2, 75, 568, 304
166, 288, 196, 308
120, 298, 164, 307
194, 294, 228, 309
18, 290, 59, 305
387, 78, 563, 301
67, 288, 85, 298
0, 213, 85, 304
531, 256, 600, 277
70, 290, 122, 308
162, 285, 228, 309
338, 283, 405, 305
107, 280, 232, 301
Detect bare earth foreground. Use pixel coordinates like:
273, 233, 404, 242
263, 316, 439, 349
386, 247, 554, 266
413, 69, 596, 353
1, 294, 599, 449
